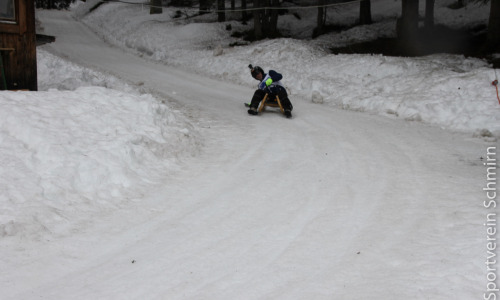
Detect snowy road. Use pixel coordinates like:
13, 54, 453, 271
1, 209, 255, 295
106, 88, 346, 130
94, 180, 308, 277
7, 9, 489, 299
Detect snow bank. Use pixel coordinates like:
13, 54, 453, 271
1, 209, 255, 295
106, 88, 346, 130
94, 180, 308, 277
0, 51, 199, 239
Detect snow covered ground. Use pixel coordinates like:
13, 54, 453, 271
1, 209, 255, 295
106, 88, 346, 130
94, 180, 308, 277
73, 0, 499, 136
0, 0, 499, 299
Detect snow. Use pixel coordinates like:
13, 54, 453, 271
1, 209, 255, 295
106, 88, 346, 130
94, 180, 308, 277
0, 0, 499, 299
73, 0, 499, 136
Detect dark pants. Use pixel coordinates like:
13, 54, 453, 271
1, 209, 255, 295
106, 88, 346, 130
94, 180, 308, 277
250, 88, 293, 111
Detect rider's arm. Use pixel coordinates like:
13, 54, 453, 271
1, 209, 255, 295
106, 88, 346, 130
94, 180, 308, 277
268, 70, 283, 82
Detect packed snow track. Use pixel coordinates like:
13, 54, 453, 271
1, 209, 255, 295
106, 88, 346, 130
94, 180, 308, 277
1, 9, 489, 300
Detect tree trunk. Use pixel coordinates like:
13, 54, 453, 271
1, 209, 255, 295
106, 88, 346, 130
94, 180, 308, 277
254, 0, 263, 39
425, 0, 434, 29
397, 0, 419, 55
359, 0, 372, 25
260, 0, 270, 31
150, 0, 162, 14
398, 0, 418, 39
268, 0, 279, 37
314, 0, 326, 37
253, 0, 280, 39
488, 0, 500, 50
200, 0, 212, 14
242, 0, 248, 22
218, 0, 225, 22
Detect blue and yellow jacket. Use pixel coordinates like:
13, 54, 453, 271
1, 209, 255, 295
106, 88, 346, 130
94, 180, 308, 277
258, 70, 286, 94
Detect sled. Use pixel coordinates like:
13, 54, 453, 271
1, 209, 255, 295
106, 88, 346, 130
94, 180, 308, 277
245, 93, 291, 118
259, 93, 284, 114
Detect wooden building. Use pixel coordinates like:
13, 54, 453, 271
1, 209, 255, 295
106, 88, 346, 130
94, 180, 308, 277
0, 0, 37, 91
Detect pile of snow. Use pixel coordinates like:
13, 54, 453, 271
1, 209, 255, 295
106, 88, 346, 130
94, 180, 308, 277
73, 0, 499, 137
0, 51, 199, 238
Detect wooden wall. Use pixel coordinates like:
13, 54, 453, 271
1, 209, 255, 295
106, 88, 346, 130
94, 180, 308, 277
0, 0, 37, 91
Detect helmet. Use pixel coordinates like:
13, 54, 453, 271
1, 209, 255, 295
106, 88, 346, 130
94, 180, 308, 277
251, 66, 264, 79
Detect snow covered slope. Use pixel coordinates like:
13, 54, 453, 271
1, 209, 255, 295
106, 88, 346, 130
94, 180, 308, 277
0, 2, 497, 299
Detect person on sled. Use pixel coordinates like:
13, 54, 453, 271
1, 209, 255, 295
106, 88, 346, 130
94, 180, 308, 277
247, 64, 293, 118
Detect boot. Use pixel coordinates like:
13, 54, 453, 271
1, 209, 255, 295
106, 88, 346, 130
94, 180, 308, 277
248, 107, 258, 115
284, 109, 292, 118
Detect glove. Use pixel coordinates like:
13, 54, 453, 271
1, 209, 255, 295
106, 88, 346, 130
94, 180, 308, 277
265, 78, 273, 86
